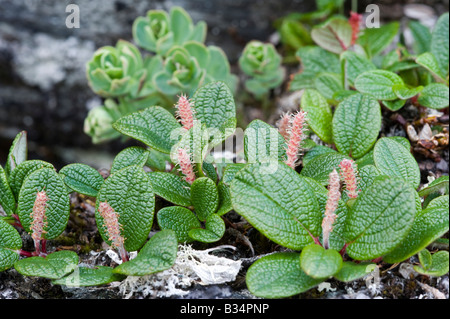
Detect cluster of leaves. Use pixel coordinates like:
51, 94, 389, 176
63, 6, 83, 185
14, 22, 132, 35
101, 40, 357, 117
0, 131, 178, 286
238, 41, 285, 100
287, 9, 449, 112
84, 6, 237, 144
228, 115, 449, 297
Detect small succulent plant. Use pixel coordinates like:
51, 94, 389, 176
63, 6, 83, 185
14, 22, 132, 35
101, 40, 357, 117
84, 6, 237, 144
239, 40, 285, 99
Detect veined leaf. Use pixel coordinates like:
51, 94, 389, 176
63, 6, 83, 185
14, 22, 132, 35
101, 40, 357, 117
0, 165, 15, 216
0, 219, 22, 272
59, 163, 104, 197
344, 178, 417, 260
354, 70, 404, 101
300, 89, 333, 144
113, 230, 178, 276
430, 12, 449, 77
300, 244, 343, 279
191, 177, 218, 221
373, 137, 420, 189
311, 17, 352, 54
110, 146, 150, 174
231, 162, 321, 250
383, 206, 449, 263
417, 83, 449, 109
4, 131, 27, 179
416, 52, 446, 82
14, 250, 78, 279
9, 160, 54, 199
113, 106, 182, 154
17, 168, 70, 240
358, 22, 399, 57
157, 206, 200, 243
148, 172, 191, 207
188, 213, 225, 243
246, 252, 324, 298
301, 152, 350, 185
334, 261, 376, 282
53, 266, 125, 287
332, 93, 381, 159
96, 165, 154, 252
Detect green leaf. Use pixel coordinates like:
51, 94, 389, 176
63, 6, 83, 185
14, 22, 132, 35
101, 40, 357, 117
417, 83, 449, 109
418, 249, 433, 270
192, 81, 236, 143
9, 160, 55, 199
113, 230, 178, 276
190, 177, 219, 221
244, 120, 287, 164
188, 213, 225, 243
334, 261, 376, 282
430, 12, 449, 77
426, 195, 449, 210
4, 131, 27, 179
382, 99, 406, 112
216, 182, 233, 216
311, 17, 352, 54
148, 172, 191, 207
146, 148, 170, 172
110, 146, 150, 174
415, 52, 446, 82
313, 72, 343, 101
231, 162, 321, 250
332, 93, 381, 158
157, 206, 201, 243
383, 206, 449, 263
0, 165, 15, 216
414, 251, 449, 277
344, 178, 416, 260
358, 22, 399, 57
419, 176, 449, 197
14, 250, 78, 279
53, 266, 125, 287
222, 163, 246, 186
354, 70, 405, 101
113, 106, 181, 154
17, 168, 70, 240
301, 152, 350, 186
59, 163, 104, 197
299, 244, 343, 279
392, 84, 423, 100
373, 138, 421, 189
0, 219, 22, 272
408, 20, 431, 54
246, 252, 324, 298
96, 165, 154, 252
300, 89, 333, 144
171, 7, 193, 45
340, 51, 377, 86
302, 145, 336, 167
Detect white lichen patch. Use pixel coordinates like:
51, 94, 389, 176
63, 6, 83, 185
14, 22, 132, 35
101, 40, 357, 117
116, 244, 242, 299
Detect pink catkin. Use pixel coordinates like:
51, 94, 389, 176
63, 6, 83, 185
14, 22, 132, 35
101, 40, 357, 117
175, 94, 195, 130
277, 113, 291, 141
30, 191, 49, 252
177, 148, 196, 184
339, 159, 360, 199
98, 201, 127, 259
349, 11, 362, 45
322, 169, 341, 249
284, 111, 307, 169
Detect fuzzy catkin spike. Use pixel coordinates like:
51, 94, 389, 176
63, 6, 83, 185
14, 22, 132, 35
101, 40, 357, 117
339, 159, 360, 199
277, 113, 291, 141
177, 148, 196, 184
322, 169, 341, 249
284, 110, 307, 169
30, 190, 49, 253
349, 11, 362, 45
98, 201, 127, 261
175, 94, 195, 130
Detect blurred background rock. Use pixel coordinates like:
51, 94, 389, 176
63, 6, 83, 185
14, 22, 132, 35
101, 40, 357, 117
0, 0, 448, 170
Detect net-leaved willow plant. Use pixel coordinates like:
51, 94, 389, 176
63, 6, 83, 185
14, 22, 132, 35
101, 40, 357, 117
289, 11, 449, 111
0, 131, 178, 286
84, 6, 237, 144
108, 81, 239, 244
223, 90, 448, 298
